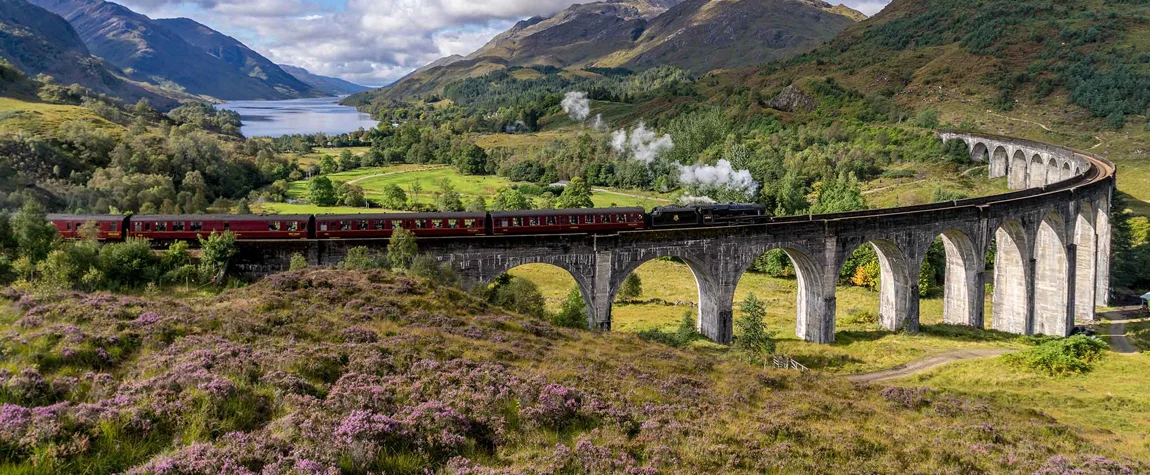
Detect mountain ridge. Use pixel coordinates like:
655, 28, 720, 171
0, 0, 178, 107
29, 0, 319, 100
279, 64, 371, 95
154, 17, 325, 98
367, 0, 861, 103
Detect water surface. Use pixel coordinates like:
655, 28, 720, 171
219, 97, 378, 137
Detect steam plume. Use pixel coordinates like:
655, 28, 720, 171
561, 91, 591, 122
611, 122, 674, 163
678, 159, 760, 199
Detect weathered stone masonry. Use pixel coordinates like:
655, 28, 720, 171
232, 132, 1116, 344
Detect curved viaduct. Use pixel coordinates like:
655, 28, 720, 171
233, 131, 1116, 344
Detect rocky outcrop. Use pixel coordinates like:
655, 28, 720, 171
769, 85, 818, 113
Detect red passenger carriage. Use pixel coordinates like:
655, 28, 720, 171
129, 215, 314, 241
489, 207, 645, 235
47, 214, 130, 240
315, 213, 486, 238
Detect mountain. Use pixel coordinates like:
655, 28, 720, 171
279, 64, 370, 95
411, 54, 465, 76
155, 18, 324, 98
714, 0, 1150, 133
372, 0, 860, 102
29, 0, 313, 100
0, 0, 177, 106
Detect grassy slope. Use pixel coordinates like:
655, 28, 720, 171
0, 96, 123, 137
904, 353, 1150, 459
0, 269, 1141, 472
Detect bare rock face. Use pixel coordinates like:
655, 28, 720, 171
769, 85, 818, 113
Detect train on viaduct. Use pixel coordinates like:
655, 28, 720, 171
229, 131, 1116, 345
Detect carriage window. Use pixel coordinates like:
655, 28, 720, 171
224, 222, 230, 231
269, 221, 281, 231
340, 221, 351, 230
110, 222, 118, 232
512, 218, 522, 227
155, 222, 167, 231
66, 222, 72, 230
391, 220, 402, 229
570, 215, 579, 224
464, 219, 475, 228
547, 216, 556, 225
501, 219, 510, 227
529, 217, 538, 226
447, 219, 458, 228
320, 222, 329, 231
432, 219, 443, 228
358, 220, 368, 230
617, 214, 625, 222
289, 221, 301, 232
173, 222, 185, 232
191, 222, 202, 231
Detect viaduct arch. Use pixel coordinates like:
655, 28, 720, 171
232, 132, 1116, 344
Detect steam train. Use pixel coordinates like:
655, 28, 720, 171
46, 203, 768, 242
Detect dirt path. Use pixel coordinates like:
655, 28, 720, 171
591, 188, 671, 203
985, 110, 1053, 132
862, 179, 927, 196
1097, 307, 1142, 354
346, 166, 449, 185
846, 348, 1018, 383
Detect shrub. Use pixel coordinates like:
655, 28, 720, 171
552, 287, 588, 329
616, 274, 642, 302
1006, 335, 1108, 376
289, 253, 308, 271
638, 310, 705, 347
98, 238, 159, 288
408, 255, 460, 287
734, 294, 775, 364
915, 108, 939, 129
198, 231, 237, 276
387, 227, 417, 270
487, 274, 546, 319
340, 247, 383, 270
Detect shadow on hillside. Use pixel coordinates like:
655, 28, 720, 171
830, 323, 1026, 345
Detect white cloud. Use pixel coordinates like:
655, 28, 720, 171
840, 1, 890, 17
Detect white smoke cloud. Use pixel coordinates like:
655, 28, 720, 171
678, 159, 760, 199
561, 91, 591, 122
611, 122, 674, 163
591, 114, 604, 131
612, 122, 760, 200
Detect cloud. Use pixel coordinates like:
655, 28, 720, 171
839, 1, 890, 16
113, 0, 612, 86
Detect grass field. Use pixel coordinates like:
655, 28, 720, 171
863, 162, 1012, 208
283, 164, 674, 210
0, 96, 122, 137
285, 146, 372, 166
903, 352, 1150, 460
509, 260, 1027, 374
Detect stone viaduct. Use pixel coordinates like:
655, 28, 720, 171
232, 131, 1116, 344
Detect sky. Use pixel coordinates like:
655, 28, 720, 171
114, 0, 893, 87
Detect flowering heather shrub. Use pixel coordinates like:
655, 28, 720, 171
0, 268, 1143, 473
